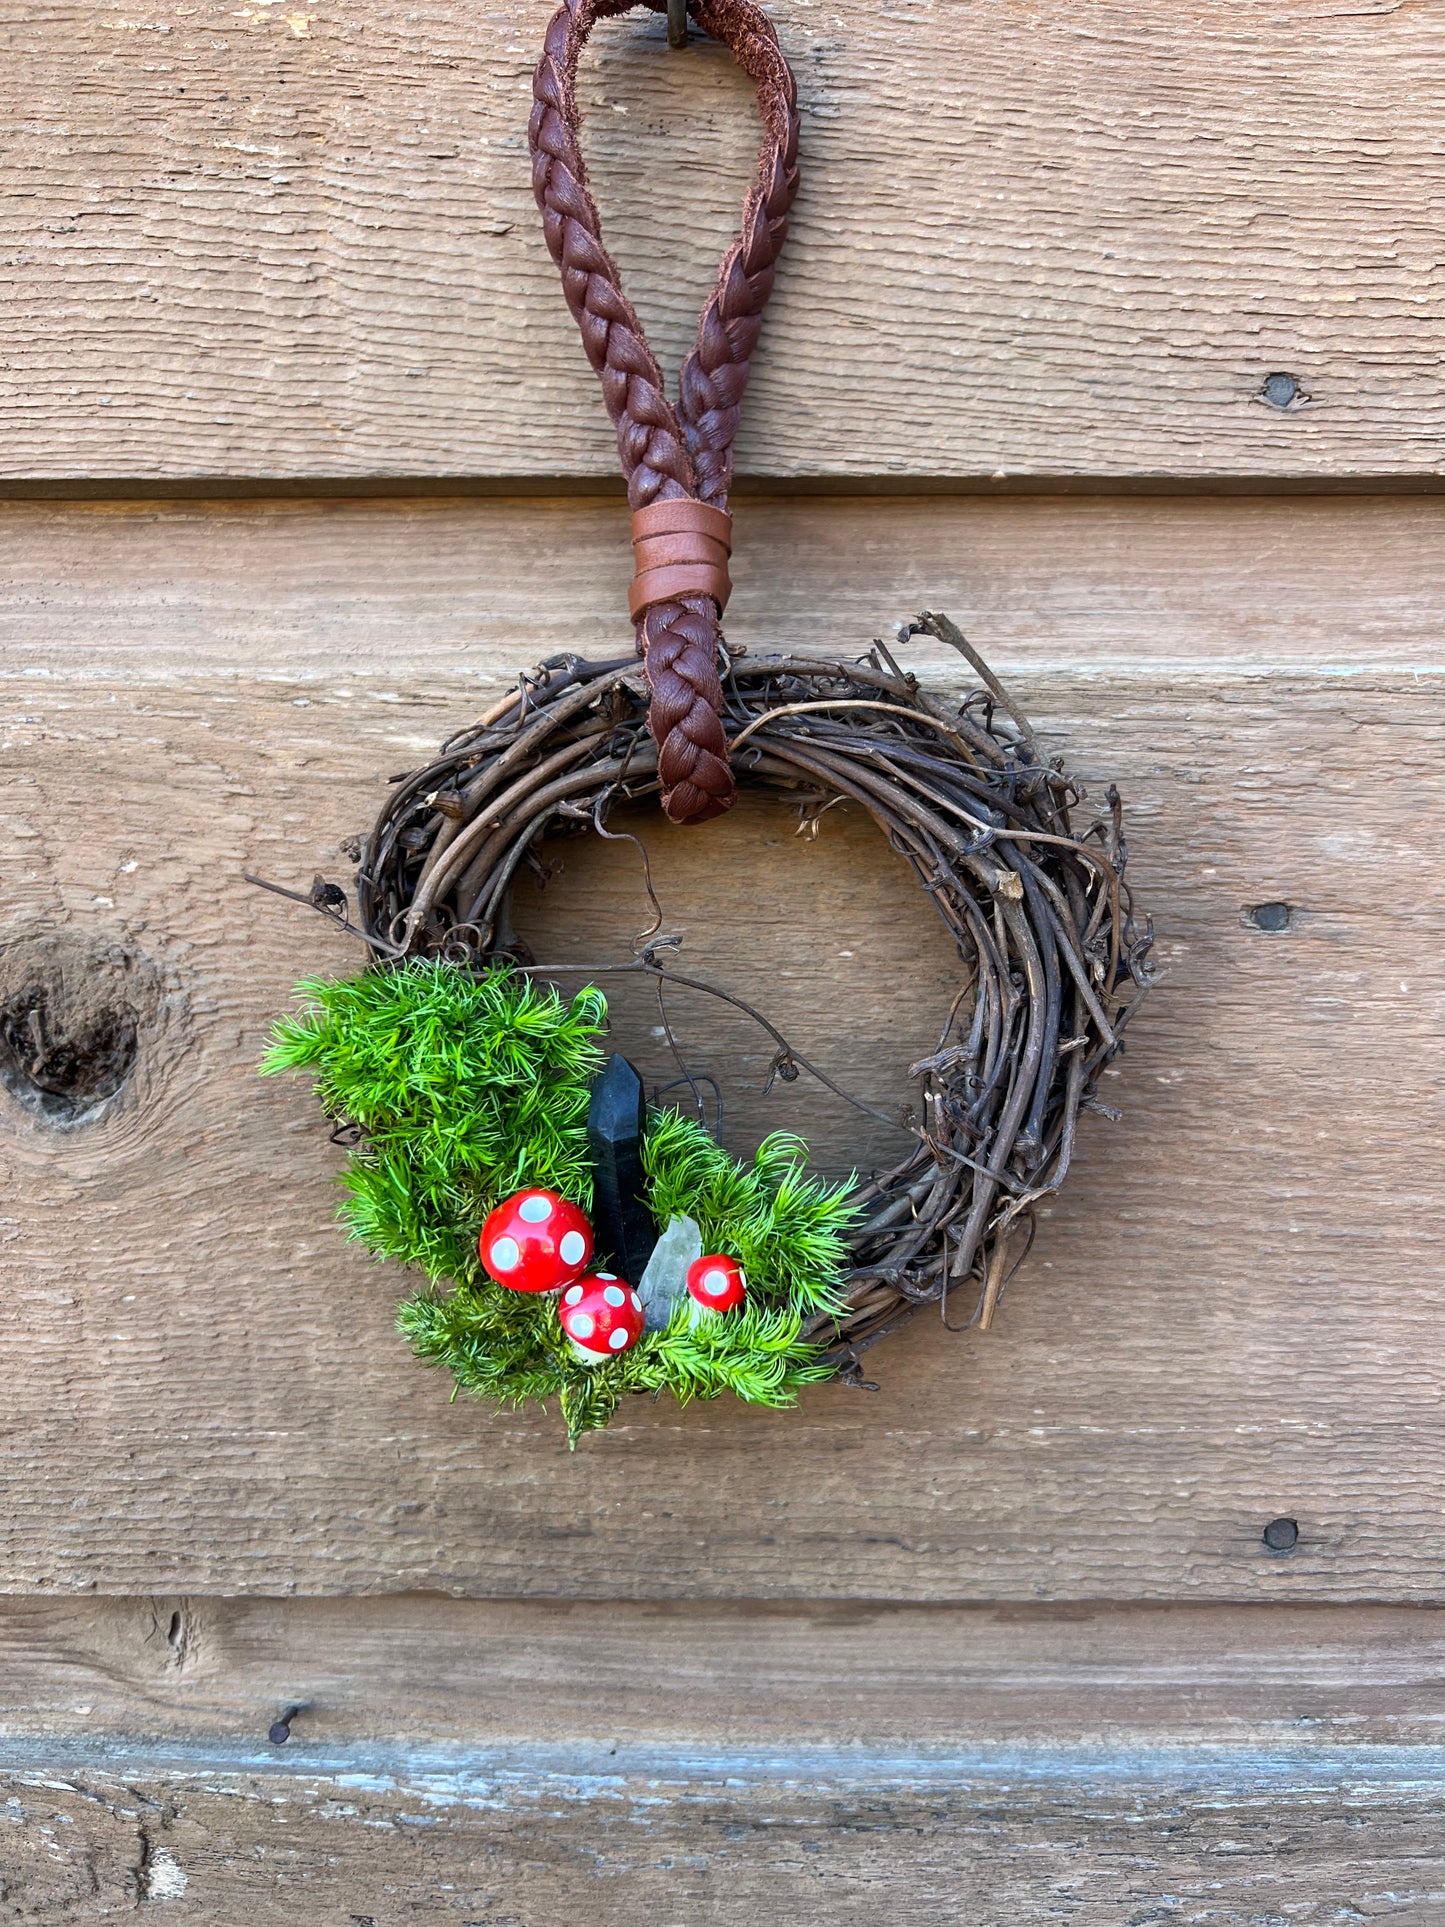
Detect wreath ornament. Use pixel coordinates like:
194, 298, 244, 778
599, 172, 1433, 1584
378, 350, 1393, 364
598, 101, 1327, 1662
257, 0, 1154, 1442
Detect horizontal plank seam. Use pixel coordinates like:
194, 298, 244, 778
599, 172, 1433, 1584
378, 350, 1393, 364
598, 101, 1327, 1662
2, 474, 1445, 504
6, 662, 1442, 685
6, 1595, 1445, 1616
6, 1739, 1445, 1786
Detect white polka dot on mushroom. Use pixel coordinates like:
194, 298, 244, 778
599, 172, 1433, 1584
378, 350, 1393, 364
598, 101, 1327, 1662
603, 1285, 625, 1308
559, 1230, 586, 1266
564, 1285, 584, 1306
518, 1195, 553, 1223
608, 1327, 629, 1349
704, 1269, 729, 1295
490, 1237, 520, 1272
570, 1312, 595, 1339
629, 1292, 641, 1311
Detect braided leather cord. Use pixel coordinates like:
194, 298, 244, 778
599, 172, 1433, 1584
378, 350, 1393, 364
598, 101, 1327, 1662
530, 0, 800, 823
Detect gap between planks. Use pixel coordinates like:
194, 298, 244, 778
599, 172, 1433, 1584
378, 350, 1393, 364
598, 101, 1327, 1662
5, 474, 1445, 503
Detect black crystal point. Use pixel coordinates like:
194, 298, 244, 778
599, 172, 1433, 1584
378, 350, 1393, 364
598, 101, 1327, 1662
587, 1053, 658, 1284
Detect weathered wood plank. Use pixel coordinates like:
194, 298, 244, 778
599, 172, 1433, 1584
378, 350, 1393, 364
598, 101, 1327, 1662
4, 1, 1442, 482
2, 493, 1443, 1600
8, 1600, 1445, 1925
9, 1597, 1445, 1751
7, 1752, 1445, 1922
5, 491, 1444, 677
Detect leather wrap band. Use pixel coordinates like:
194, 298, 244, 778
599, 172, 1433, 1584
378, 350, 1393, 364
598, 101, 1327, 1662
629, 500, 733, 621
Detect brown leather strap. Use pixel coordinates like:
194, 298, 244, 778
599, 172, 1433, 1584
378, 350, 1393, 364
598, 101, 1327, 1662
529, 0, 799, 824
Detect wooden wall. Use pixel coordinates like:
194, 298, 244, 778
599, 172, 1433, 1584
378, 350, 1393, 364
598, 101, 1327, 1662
4, 3, 1444, 1918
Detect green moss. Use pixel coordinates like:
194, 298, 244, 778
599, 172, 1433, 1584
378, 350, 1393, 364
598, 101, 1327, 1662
265, 961, 859, 1441
262, 961, 605, 1286
642, 1110, 858, 1320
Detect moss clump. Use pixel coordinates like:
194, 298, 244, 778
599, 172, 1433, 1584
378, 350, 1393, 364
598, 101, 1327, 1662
265, 961, 858, 1440
263, 961, 605, 1285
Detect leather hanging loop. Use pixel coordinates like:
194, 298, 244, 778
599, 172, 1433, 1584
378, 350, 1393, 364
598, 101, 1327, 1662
529, 0, 800, 825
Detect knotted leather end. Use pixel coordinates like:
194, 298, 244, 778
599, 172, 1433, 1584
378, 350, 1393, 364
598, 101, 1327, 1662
629, 498, 733, 622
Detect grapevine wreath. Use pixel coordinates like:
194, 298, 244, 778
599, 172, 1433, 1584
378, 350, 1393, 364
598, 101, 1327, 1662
258, 0, 1154, 1443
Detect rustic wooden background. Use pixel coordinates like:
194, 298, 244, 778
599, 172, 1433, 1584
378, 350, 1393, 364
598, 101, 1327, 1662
4, 1, 1444, 1918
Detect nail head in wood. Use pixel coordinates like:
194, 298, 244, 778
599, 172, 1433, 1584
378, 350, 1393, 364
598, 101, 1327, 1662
1261, 372, 1301, 409
1249, 902, 1292, 933
268, 1703, 306, 1744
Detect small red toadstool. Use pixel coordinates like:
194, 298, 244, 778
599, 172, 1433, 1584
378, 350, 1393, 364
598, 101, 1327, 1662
686, 1254, 747, 1315
558, 1273, 645, 1363
480, 1189, 593, 1293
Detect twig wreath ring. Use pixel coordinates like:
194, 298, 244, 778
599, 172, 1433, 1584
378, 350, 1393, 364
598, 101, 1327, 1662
257, 0, 1155, 1443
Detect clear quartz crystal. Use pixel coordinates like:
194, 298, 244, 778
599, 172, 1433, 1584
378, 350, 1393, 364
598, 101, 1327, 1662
636, 1213, 702, 1332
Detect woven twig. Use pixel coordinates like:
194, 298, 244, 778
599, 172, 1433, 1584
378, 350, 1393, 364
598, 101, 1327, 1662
352, 615, 1154, 1378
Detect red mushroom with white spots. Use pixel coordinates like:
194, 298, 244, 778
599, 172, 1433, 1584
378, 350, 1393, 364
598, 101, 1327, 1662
558, 1273, 645, 1363
480, 1188, 593, 1293
686, 1254, 747, 1316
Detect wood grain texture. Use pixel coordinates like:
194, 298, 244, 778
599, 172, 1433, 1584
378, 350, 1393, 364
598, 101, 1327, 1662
7, 1751, 1445, 1922
10, 1596, 1445, 1925
4, 0, 1442, 482
6, 490, 1445, 678
2, 493, 1444, 1600
11, 1597, 1445, 1751
17, 1598, 1445, 1923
